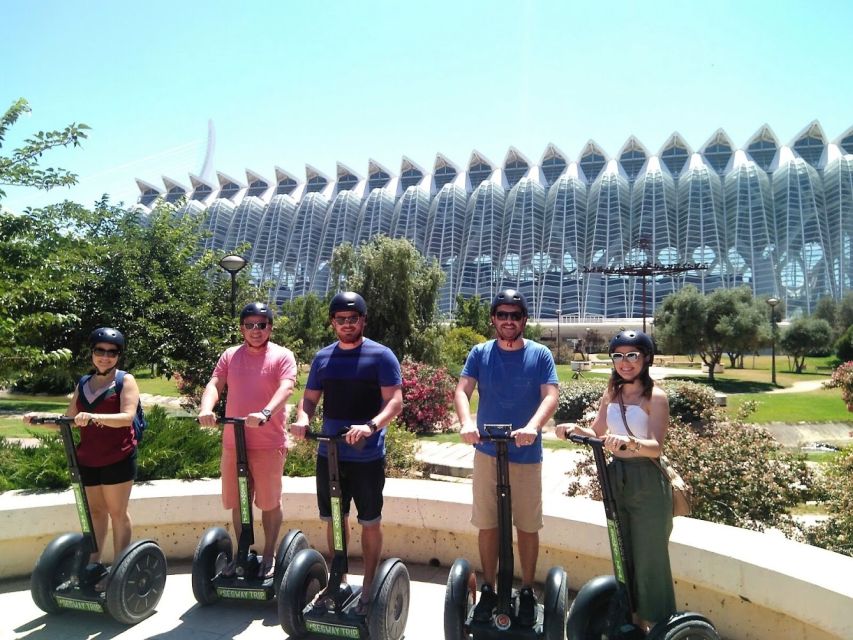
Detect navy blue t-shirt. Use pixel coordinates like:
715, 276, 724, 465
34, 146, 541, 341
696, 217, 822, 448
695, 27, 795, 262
305, 338, 402, 462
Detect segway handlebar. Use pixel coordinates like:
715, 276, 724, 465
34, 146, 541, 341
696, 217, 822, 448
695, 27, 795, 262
294, 427, 367, 450
30, 415, 86, 426
566, 433, 627, 451
476, 423, 514, 442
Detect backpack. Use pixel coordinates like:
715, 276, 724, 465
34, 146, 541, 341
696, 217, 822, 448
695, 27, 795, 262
77, 370, 148, 444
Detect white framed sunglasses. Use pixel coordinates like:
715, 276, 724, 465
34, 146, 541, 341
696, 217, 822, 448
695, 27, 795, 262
610, 351, 643, 364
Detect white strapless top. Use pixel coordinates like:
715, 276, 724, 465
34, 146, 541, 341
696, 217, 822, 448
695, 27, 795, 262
606, 403, 650, 438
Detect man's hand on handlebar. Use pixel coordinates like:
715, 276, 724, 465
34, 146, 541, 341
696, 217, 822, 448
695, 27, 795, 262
459, 419, 480, 445
245, 412, 268, 428
289, 422, 308, 440
346, 423, 372, 446
197, 410, 217, 428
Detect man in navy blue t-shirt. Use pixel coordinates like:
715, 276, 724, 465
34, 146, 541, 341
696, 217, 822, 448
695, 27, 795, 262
455, 289, 559, 627
291, 291, 402, 616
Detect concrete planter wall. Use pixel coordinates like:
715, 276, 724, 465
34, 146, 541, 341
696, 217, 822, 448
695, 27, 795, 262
2, 477, 851, 639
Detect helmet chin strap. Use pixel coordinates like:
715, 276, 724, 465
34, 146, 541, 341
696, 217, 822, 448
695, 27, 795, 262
94, 364, 117, 377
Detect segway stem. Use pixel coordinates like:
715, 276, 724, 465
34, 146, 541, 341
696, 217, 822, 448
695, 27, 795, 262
219, 418, 255, 571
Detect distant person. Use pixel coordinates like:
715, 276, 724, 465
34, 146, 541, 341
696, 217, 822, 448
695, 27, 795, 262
290, 291, 402, 616
24, 327, 139, 590
557, 329, 675, 633
198, 302, 297, 579
455, 289, 559, 627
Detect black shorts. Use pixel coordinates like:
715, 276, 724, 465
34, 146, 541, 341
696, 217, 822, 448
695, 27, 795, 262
79, 450, 137, 487
316, 456, 385, 525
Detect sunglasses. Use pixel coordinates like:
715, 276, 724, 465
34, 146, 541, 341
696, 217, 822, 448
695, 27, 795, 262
495, 311, 524, 321
610, 351, 643, 364
93, 347, 120, 358
242, 322, 269, 330
332, 315, 362, 325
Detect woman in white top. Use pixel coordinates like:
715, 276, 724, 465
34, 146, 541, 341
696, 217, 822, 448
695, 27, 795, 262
557, 330, 675, 634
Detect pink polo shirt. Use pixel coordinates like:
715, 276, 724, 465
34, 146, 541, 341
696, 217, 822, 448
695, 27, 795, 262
213, 342, 297, 450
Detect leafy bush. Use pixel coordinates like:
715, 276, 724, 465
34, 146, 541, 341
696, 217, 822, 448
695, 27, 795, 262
399, 358, 456, 433
0, 431, 69, 491
835, 325, 853, 363
136, 406, 221, 481
566, 417, 814, 532
824, 361, 853, 406
556, 378, 718, 427
805, 444, 853, 556
439, 326, 486, 371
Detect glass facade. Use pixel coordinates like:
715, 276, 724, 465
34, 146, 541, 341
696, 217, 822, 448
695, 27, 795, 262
139, 122, 853, 318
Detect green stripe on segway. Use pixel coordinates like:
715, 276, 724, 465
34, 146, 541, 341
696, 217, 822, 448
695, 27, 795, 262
72, 484, 90, 533
306, 620, 362, 638
55, 595, 104, 612
239, 476, 250, 524
216, 586, 269, 600
607, 518, 626, 583
332, 497, 344, 551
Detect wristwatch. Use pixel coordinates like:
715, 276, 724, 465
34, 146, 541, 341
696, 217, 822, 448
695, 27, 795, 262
365, 419, 378, 433
261, 408, 272, 421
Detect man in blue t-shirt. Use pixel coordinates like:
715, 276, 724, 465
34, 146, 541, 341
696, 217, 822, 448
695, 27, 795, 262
291, 291, 402, 616
455, 289, 559, 627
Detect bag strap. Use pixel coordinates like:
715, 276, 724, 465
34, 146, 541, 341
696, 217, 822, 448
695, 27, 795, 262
617, 390, 667, 477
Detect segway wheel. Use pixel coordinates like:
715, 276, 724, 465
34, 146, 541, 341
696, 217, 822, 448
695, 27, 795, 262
105, 540, 167, 625
278, 548, 328, 638
273, 529, 309, 595
542, 565, 569, 640
191, 526, 232, 605
647, 612, 720, 640
566, 574, 621, 639
31, 532, 85, 615
367, 558, 410, 640
444, 558, 476, 640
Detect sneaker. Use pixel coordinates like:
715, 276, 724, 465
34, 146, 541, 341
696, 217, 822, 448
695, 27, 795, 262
517, 587, 537, 627
472, 584, 497, 622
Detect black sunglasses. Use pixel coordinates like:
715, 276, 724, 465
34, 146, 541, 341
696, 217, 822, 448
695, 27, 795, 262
332, 315, 362, 325
242, 322, 269, 330
93, 347, 120, 358
495, 311, 524, 321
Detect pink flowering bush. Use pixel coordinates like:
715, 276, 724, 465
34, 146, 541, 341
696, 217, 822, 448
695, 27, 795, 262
825, 361, 853, 407
400, 358, 456, 433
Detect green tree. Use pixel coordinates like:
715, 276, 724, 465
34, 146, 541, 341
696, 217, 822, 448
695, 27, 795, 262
814, 296, 839, 333
454, 294, 491, 336
838, 292, 853, 333
720, 291, 770, 368
0, 98, 89, 199
780, 317, 833, 373
330, 236, 444, 361
655, 286, 766, 382
274, 293, 335, 366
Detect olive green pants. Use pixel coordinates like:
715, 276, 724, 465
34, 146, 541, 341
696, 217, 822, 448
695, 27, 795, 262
607, 457, 676, 624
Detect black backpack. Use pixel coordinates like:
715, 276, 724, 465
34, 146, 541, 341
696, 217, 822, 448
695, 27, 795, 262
76, 370, 147, 444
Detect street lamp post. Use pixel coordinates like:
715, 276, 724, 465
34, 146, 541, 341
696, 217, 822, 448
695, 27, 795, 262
766, 297, 779, 386
219, 254, 248, 318
555, 309, 562, 365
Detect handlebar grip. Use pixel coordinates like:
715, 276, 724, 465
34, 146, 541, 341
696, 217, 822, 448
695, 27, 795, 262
30, 416, 74, 425
568, 433, 626, 450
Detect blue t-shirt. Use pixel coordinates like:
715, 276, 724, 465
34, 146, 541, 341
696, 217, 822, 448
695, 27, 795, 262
305, 338, 402, 462
460, 339, 558, 464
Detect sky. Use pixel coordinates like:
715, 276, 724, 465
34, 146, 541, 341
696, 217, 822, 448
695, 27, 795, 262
2, 0, 851, 214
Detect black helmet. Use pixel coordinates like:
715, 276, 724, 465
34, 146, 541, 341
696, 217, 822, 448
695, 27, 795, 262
609, 330, 654, 364
240, 302, 273, 322
89, 327, 125, 351
329, 291, 367, 316
490, 289, 528, 317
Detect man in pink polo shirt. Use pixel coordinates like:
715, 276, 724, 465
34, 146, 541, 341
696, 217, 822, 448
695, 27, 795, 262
198, 302, 297, 579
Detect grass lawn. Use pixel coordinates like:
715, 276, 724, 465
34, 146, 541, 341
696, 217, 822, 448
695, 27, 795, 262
132, 371, 182, 397
0, 393, 68, 437
726, 389, 852, 424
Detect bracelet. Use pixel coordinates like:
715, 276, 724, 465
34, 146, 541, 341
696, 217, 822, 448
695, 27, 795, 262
630, 437, 642, 452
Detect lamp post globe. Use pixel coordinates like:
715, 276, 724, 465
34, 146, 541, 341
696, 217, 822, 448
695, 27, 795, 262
219, 254, 248, 318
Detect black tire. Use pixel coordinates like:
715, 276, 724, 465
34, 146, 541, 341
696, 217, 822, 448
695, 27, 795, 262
367, 558, 410, 640
566, 574, 621, 639
648, 612, 720, 640
105, 540, 167, 625
444, 558, 475, 640
274, 529, 308, 595
542, 566, 568, 640
191, 527, 232, 606
278, 548, 327, 638
31, 532, 84, 615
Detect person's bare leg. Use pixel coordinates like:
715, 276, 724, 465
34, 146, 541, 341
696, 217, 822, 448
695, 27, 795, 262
516, 529, 539, 588
101, 480, 134, 559
478, 528, 499, 588
360, 523, 383, 597
84, 485, 108, 564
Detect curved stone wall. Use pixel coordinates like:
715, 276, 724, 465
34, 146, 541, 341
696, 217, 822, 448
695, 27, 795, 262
2, 477, 851, 639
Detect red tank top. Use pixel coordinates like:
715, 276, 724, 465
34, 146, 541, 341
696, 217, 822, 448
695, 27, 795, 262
75, 384, 136, 467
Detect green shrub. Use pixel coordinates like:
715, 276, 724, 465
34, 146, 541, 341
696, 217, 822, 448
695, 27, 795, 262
384, 420, 421, 477
555, 379, 607, 422
658, 379, 718, 427
439, 326, 486, 371
0, 431, 69, 491
805, 444, 853, 556
835, 324, 853, 362
136, 406, 221, 481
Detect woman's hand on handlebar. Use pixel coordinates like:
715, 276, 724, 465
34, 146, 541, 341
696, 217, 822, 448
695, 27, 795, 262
289, 422, 308, 440
603, 433, 631, 453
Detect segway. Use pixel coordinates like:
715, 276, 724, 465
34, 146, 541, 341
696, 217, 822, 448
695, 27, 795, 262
445, 424, 569, 640
191, 416, 309, 604
29, 416, 167, 625
279, 428, 410, 640
564, 434, 719, 640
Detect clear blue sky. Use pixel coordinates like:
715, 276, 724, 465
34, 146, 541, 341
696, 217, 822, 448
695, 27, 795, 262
2, 0, 851, 213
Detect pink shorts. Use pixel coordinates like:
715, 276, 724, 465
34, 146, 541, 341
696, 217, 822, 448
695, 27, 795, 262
220, 446, 285, 512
